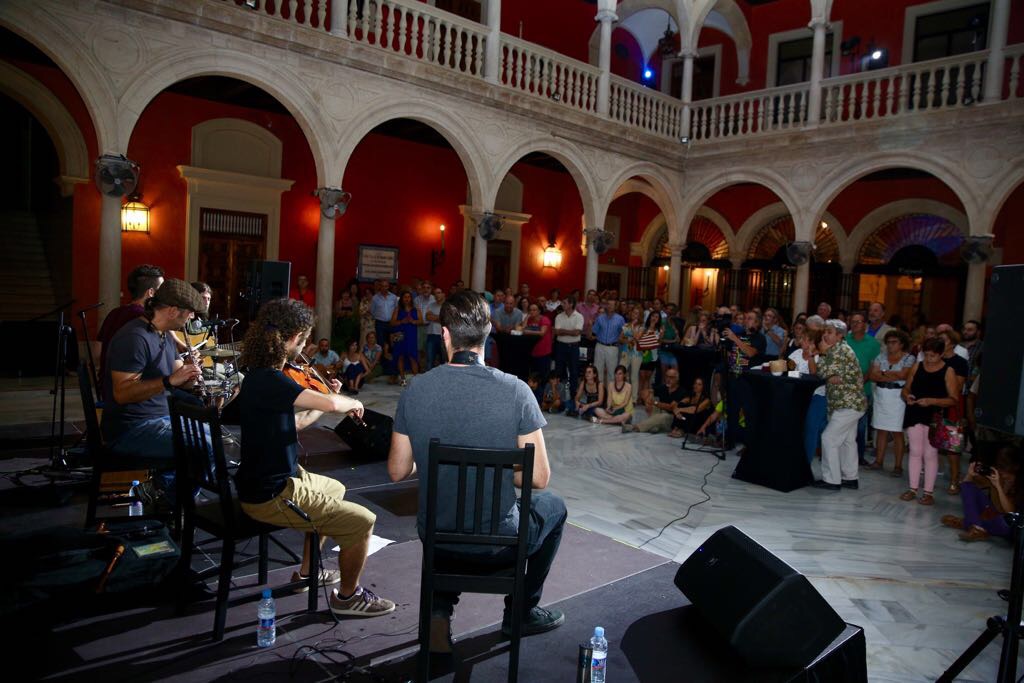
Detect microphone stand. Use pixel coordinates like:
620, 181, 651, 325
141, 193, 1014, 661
47, 305, 77, 473
77, 302, 103, 403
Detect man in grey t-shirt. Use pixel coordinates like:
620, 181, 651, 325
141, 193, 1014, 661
388, 290, 567, 651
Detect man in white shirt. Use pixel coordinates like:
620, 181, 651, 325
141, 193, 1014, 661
553, 298, 584, 416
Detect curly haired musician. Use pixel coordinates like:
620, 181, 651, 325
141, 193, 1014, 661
235, 298, 395, 617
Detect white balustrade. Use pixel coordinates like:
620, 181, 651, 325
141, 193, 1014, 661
1005, 44, 1024, 100
228, 0, 330, 31
500, 36, 601, 113
347, 0, 488, 77
821, 50, 990, 125
688, 84, 810, 141
608, 76, 683, 139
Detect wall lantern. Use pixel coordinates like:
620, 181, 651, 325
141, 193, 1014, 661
121, 192, 150, 232
542, 243, 562, 269
431, 224, 446, 275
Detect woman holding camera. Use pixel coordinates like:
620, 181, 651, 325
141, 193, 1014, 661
942, 447, 1020, 541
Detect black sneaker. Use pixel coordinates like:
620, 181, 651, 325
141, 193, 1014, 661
501, 606, 565, 636
810, 480, 841, 491
841, 479, 859, 490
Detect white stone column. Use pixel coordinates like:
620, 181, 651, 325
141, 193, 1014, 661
472, 234, 488, 292
329, 0, 348, 38
484, 0, 502, 84
584, 228, 601, 292
99, 193, 122, 315
595, 8, 617, 116
792, 262, 810, 317
962, 261, 988, 323
680, 50, 695, 138
806, 19, 828, 127
984, 0, 1011, 101
668, 246, 682, 306
315, 213, 335, 341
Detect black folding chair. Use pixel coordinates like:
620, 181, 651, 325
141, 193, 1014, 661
418, 438, 534, 682
169, 397, 318, 641
79, 365, 174, 529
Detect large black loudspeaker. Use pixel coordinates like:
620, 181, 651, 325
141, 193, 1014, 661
674, 526, 846, 668
245, 260, 291, 305
976, 265, 1024, 436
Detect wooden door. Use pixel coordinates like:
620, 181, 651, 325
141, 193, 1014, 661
198, 208, 267, 328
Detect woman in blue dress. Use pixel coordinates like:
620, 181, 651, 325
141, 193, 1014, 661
389, 290, 420, 385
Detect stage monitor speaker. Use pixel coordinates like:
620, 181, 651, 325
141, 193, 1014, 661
246, 260, 291, 305
976, 265, 1024, 437
674, 526, 846, 668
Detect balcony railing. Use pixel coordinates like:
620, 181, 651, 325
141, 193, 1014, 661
609, 76, 684, 139
499, 36, 600, 113
689, 83, 810, 141
220, 1, 1022, 144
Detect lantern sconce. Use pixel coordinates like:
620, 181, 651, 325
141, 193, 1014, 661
542, 242, 562, 269
121, 191, 150, 233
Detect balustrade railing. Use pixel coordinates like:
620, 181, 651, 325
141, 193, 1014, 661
228, 0, 330, 31
346, 0, 487, 77
821, 51, 989, 125
216, 1, 1024, 144
609, 76, 683, 139
689, 84, 810, 141
499, 36, 600, 113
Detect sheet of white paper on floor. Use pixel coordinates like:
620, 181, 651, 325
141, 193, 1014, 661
332, 534, 394, 556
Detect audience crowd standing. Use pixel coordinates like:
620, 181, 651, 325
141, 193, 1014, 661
327, 278, 1016, 540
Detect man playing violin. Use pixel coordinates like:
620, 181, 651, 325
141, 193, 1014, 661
236, 298, 395, 617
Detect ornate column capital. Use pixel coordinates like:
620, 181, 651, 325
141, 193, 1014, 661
807, 18, 830, 31
595, 9, 618, 24
314, 187, 351, 218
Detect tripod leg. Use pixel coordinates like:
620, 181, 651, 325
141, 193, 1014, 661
937, 620, 1001, 683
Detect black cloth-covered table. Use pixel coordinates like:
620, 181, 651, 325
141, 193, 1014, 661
492, 332, 540, 380
731, 370, 825, 492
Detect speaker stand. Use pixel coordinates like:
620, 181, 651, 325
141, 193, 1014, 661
938, 511, 1024, 682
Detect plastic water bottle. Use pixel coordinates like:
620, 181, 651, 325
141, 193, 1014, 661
257, 589, 276, 647
590, 626, 607, 682
128, 480, 143, 517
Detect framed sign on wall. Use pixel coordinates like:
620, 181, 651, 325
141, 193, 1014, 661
358, 245, 399, 282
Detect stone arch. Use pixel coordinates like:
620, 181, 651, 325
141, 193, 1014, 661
337, 98, 489, 208
604, 163, 683, 241
689, 0, 753, 83
681, 168, 805, 243
0, 61, 89, 193
844, 199, 968, 271
810, 153, 980, 237
981, 166, 1024, 235
116, 50, 335, 184
736, 202, 846, 262
0, 5, 116, 152
638, 206, 734, 266
587, 0, 687, 65
491, 138, 601, 228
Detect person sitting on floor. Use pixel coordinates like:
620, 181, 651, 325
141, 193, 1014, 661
623, 367, 684, 434
235, 298, 395, 618
573, 364, 604, 421
540, 371, 564, 414
340, 340, 369, 394
361, 331, 383, 382
670, 376, 713, 438
592, 365, 634, 426
942, 446, 1021, 542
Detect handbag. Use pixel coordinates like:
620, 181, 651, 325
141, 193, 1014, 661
928, 404, 964, 453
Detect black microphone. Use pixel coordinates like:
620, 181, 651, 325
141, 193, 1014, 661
282, 498, 312, 522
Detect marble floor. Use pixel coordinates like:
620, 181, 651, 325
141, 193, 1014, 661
346, 379, 1015, 683
1, 375, 1017, 681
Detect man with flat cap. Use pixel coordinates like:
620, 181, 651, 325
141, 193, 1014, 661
101, 278, 206, 500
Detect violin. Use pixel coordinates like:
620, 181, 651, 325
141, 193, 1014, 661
284, 360, 331, 394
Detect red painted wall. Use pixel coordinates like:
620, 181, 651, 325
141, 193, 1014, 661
126, 90, 319, 299
611, 27, 644, 82
500, 1, 596, 64
340, 133, 468, 291
994, 182, 1024, 265
827, 177, 965, 234
512, 161, 586, 291
703, 184, 781, 234
606, 192, 662, 267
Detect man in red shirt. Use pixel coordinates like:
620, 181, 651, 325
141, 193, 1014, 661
290, 274, 316, 307
96, 264, 164, 394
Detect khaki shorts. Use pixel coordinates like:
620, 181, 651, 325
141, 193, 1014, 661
241, 467, 375, 550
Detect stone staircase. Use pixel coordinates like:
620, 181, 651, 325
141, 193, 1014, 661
0, 210, 58, 321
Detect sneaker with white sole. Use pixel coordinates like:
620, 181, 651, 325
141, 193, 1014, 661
291, 568, 341, 593
328, 586, 396, 617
